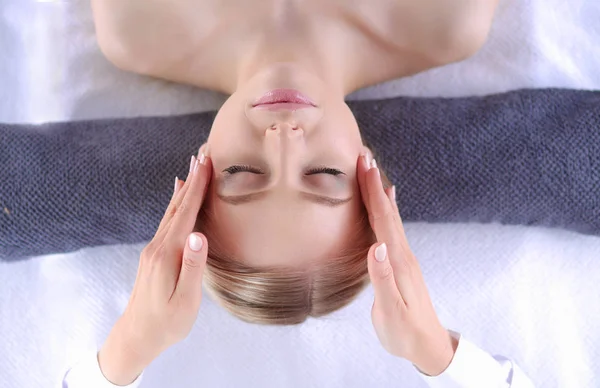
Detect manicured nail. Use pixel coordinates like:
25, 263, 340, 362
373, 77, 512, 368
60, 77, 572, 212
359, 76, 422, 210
194, 157, 200, 174
391, 186, 396, 202
174, 176, 179, 194
370, 159, 380, 179
361, 153, 370, 170
189, 234, 203, 252
375, 243, 387, 262
189, 155, 196, 174
199, 153, 206, 165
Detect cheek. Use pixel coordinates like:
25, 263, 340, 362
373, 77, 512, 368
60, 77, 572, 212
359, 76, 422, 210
208, 103, 255, 161
209, 106, 236, 143
313, 129, 364, 163
318, 105, 363, 152
208, 91, 248, 142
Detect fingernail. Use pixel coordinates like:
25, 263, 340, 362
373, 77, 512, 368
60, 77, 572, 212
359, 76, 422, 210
194, 157, 200, 174
375, 243, 387, 262
189, 234, 203, 252
361, 153, 370, 170
189, 155, 196, 174
371, 159, 380, 178
391, 186, 396, 202
199, 153, 206, 165
174, 176, 179, 194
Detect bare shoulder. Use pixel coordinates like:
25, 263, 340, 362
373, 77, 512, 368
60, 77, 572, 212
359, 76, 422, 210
91, 0, 218, 77
342, 0, 500, 87
385, 0, 501, 64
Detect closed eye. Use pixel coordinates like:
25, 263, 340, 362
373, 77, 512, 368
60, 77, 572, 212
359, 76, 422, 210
305, 167, 345, 176
223, 165, 265, 175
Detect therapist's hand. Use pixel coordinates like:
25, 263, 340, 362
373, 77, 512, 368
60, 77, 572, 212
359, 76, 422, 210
357, 154, 458, 377
98, 149, 212, 386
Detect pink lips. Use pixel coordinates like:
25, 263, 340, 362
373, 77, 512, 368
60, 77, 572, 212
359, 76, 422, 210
252, 89, 316, 111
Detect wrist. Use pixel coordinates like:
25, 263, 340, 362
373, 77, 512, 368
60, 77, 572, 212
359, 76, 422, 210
98, 317, 154, 386
412, 328, 458, 377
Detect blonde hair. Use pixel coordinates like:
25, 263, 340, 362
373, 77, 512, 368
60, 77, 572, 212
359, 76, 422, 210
195, 168, 389, 325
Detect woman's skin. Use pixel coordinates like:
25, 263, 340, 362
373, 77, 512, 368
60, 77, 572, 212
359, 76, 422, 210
92, 0, 499, 268
91, 0, 500, 384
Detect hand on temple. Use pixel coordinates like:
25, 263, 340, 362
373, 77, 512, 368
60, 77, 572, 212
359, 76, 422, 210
98, 148, 212, 385
357, 154, 458, 377
96, 148, 457, 385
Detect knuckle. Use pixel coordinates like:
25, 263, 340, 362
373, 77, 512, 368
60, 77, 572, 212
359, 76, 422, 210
377, 208, 396, 222
369, 207, 395, 223
182, 256, 201, 272
177, 200, 188, 214
379, 263, 395, 281
143, 244, 165, 264
167, 205, 178, 218
141, 242, 162, 261
141, 244, 154, 259
394, 297, 404, 313
154, 244, 167, 259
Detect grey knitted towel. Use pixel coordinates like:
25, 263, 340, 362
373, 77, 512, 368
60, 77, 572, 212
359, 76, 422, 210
1, 88, 599, 261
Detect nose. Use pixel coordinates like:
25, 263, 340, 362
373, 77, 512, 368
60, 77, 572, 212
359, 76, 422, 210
265, 122, 304, 138
264, 122, 305, 185
248, 103, 321, 137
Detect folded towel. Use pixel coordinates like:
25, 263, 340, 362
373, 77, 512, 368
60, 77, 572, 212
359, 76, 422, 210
1, 88, 598, 261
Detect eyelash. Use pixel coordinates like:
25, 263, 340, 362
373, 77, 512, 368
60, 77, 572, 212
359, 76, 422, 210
223, 165, 264, 174
223, 165, 345, 176
305, 167, 345, 176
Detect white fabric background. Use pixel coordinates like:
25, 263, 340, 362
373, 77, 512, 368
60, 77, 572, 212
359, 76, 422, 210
1, 0, 599, 387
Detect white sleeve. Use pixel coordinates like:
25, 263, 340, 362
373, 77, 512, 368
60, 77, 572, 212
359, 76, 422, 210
418, 331, 535, 388
63, 351, 144, 388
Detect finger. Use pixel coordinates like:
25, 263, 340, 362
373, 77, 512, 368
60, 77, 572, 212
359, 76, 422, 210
357, 153, 372, 216
366, 165, 420, 305
384, 186, 398, 213
175, 178, 185, 193
156, 143, 211, 241
367, 242, 406, 312
166, 153, 213, 246
155, 155, 198, 237
365, 163, 406, 248
384, 185, 406, 236
173, 154, 201, 205
155, 176, 185, 235
158, 143, 207, 232
172, 233, 208, 309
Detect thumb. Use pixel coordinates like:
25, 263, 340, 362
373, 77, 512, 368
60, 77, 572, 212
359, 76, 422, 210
367, 242, 404, 312
174, 233, 208, 305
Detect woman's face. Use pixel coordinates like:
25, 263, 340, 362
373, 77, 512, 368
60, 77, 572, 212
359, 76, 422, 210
206, 63, 368, 268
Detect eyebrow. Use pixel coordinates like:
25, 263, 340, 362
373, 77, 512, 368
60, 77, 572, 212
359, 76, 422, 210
217, 191, 352, 207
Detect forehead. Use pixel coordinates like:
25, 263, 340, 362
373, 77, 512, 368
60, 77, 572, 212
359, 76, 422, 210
207, 192, 364, 268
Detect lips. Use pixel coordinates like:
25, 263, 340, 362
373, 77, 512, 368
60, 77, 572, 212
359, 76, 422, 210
252, 89, 316, 110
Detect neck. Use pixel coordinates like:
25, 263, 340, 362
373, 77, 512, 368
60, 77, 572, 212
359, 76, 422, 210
214, 6, 352, 98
